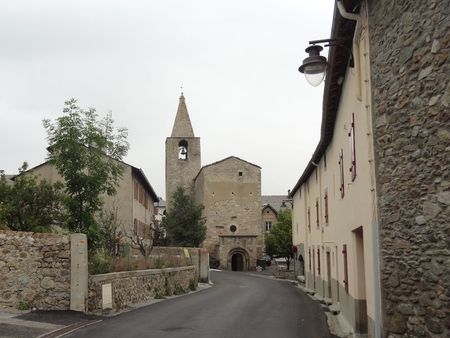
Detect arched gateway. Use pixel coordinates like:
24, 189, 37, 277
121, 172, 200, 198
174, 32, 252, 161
228, 248, 250, 271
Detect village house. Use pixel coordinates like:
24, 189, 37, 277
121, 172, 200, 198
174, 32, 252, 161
22, 159, 159, 249
290, 1, 449, 337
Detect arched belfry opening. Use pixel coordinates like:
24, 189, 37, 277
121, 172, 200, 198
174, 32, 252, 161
178, 140, 188, 160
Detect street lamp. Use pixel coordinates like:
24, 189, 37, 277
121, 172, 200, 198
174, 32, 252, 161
298, 45, 328, 87
298, 38, 354, 87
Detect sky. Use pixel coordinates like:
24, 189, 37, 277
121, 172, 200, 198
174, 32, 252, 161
0, 0, 335, 198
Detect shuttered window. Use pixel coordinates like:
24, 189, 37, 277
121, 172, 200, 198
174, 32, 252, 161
324, 190, 329, 224
307, 207, 311, 232
349, 113, 357, 181
317, 248, 321, 275
343, 244, 349, 293
339, 149, 345, 198
315, 199, 319, 228
308, 248, 311, 271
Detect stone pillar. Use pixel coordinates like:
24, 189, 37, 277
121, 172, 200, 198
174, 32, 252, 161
70, 234, 88, 312
199, 248, 210, 283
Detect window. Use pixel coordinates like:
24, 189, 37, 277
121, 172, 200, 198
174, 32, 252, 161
238, 171, 243, 176
178, 140, 188, 160
315, 199, 319, 228
348, 113, 357, 181
134, 180, 138, 200
308, 248, 311, 271
230, 224, 237, 233
307, 207, 311, 232
343, 244, 349, 293
324, 190, 329, 224
317, 248, 321, 275
339, 149, 345, 198
265, 221, 272, 232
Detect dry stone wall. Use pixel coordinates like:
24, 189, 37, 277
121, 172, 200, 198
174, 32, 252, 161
0, 230, 71, 310
88, 266, 197, 312
368, 0, 449, 337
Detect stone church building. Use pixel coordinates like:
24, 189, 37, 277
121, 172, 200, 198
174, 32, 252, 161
166, 94, 263, 271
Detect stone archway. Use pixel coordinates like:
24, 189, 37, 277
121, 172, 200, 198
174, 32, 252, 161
228, 248, 250, 271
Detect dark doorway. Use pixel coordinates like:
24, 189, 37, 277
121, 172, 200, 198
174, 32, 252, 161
231, 253, 244, 271
298, 255, 305, 276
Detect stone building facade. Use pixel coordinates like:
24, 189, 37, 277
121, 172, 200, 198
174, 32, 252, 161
368, 0, 449, 337
290, 1, 449, 337
194, 156, 263, 270
165, 95, 263, 270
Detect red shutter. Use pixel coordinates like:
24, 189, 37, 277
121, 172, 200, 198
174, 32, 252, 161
307, 208, 311, 232
339, 149, 345, 198
349, 113, 357, 181
324, 191, 329, 223
315, 200, 319, 228
308, 248, 311, 271
317, 248, 321, 275
343, 244, 349, 293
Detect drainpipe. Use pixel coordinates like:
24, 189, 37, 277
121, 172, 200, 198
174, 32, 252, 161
336, 0, 361, 22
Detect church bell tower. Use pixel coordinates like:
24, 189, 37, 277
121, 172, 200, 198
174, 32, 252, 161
165, 94, 201, 210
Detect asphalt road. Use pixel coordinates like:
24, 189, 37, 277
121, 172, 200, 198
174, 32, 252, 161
66, 271, 333, 338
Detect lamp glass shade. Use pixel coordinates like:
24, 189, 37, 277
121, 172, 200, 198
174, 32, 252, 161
305, 71, 326, 87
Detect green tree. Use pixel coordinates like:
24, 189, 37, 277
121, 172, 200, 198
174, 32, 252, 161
264, 209, 293, 269
162, 187, 206, 247
0, 163, 63, 232
43, 98, 129, 248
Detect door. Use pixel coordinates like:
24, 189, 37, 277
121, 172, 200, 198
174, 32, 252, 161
231, 253, 244, 271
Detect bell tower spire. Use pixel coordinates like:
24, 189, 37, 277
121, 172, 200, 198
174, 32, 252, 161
171, 93, 195, 137
165, 94, 201, 211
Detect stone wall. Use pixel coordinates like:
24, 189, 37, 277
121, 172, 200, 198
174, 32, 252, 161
88, 266, 197, 312
0, 230, 71, 310
368, 0, 450, 337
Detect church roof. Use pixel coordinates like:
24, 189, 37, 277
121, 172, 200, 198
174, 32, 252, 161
194, 156, 261, 181
170, 94, 195, 138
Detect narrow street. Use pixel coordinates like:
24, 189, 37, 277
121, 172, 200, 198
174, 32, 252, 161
66, 271, 333, 338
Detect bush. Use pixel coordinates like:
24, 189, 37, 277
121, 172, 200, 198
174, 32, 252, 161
209, 256, 220, 269
174, 284, 186, 295
189, 279, 197, 291
89, 250, 112, 274
17, 302, 29, 311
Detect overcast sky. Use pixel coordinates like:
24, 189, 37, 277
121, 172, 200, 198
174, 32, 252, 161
0, 0, 334, 198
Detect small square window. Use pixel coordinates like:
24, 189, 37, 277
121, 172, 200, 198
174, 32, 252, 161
238, 171, 243, 176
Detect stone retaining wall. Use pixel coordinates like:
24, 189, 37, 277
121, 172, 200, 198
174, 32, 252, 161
0, 230, 71, 310
88, 266, 197, 312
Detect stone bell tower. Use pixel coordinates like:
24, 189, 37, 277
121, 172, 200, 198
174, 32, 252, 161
165, 94, 201, 211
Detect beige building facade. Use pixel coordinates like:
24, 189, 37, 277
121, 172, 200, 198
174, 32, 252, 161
25, 160, 159, 249
166, 95, 263, 270
291, 1, 449, 337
